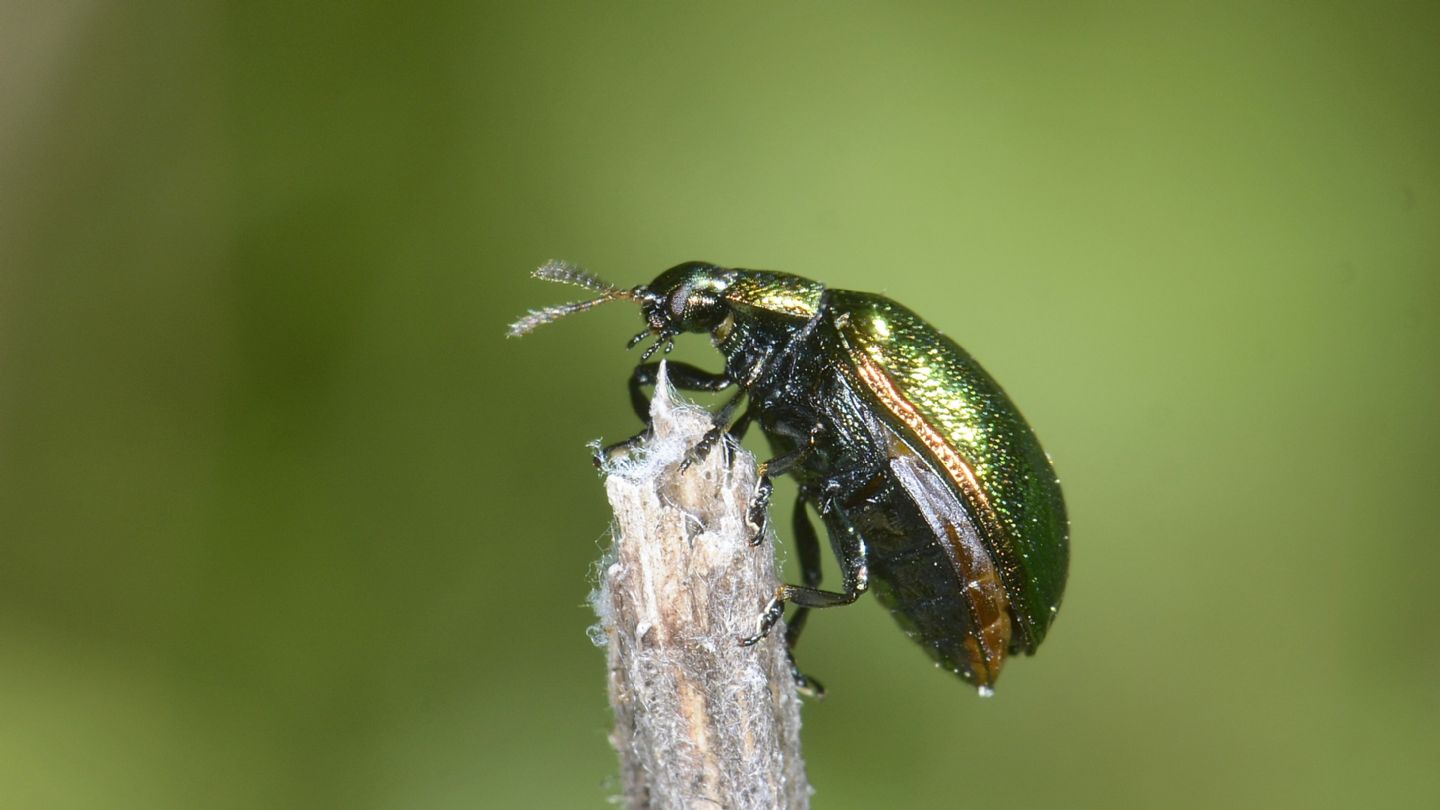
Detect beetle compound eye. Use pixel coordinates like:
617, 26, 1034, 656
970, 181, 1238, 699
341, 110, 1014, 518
666, 285, 692, 320
666, 287, 723, 331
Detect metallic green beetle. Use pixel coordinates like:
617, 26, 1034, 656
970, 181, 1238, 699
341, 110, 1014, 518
511, 260, 1069, 694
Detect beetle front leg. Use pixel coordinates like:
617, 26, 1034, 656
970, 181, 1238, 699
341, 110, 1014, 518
727, 403, 756, 442
598, 361, 734, 462
624, 361, 733, 422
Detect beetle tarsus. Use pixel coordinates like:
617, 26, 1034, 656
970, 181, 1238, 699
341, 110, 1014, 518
680, 424, 726, 472
739, 592, 787, 646
746, 476, 773, 546
597, 430, 650, 466
681, 387, 748, 472
791, 664, 826, 699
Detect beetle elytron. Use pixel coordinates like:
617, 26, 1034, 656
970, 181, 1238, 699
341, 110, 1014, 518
509, 260, 1068, 695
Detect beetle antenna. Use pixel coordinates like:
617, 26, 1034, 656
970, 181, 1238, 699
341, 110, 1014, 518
507, 260, 634, 338
531, 259, 620, 295
507, 297, 616, 337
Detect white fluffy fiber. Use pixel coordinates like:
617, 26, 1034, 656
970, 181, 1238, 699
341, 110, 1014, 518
591, 363, 810, 809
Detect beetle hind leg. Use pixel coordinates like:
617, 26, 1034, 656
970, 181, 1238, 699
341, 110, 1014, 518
783, 493, 822, 649
781, 493, 827, 697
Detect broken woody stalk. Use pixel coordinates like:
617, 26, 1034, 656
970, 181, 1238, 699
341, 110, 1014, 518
591, 366, 810, 810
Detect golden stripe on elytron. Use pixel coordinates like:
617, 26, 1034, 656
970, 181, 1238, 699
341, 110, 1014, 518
849, 351, 1015, 684
849, 351, 1005, 546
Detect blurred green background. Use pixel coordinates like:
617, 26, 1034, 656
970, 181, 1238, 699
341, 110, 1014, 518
3, 2, 1437, 807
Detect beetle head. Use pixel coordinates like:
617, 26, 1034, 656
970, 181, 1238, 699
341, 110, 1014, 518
508, 260, 737, 362
634, 261, 735, 345
619, 261, 739, 360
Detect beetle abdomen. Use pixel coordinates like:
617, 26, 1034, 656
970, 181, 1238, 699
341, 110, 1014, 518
835, 441, 1014, 689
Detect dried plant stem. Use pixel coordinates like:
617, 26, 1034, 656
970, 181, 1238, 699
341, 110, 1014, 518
593, 369, 809, 810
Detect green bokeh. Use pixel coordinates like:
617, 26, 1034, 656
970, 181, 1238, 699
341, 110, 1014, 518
3, 2, 1437, 807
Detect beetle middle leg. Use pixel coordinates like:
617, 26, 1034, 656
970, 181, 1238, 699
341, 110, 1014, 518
740, 511, 870, 648
745, 424, 822, 545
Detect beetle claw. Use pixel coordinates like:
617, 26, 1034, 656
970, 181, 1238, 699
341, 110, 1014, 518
746, 501, 769, 545
746, 514, 768, 547
792, 668, 826, 699
746, 477, 772, 544
739, 593, 785, 646
746, 521, 768, 546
